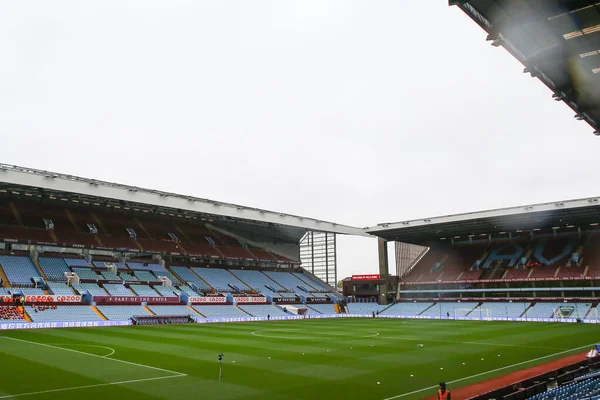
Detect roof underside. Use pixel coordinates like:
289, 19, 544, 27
452, 0, 600, 133
367, 196, 600, 245
0, 164, 369, 242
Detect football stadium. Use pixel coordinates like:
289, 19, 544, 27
3, 1, 600, 400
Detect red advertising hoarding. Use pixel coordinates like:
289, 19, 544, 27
92, 296, 180, 305
189, 296, 227, 304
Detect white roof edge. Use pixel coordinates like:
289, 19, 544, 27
365, 196, 600, 232
0, 164, 371, 237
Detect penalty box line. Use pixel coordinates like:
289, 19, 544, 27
0, 375, 184, 399
382, 342, 596, 400
2, 336, 186, 376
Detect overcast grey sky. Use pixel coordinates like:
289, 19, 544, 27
1, 1, 598, 278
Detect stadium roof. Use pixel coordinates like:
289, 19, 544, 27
0, 164, 369, 239
451, 0, 600, 134
366, 196, 600, 244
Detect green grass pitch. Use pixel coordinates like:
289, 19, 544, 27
0, 319, 597, 400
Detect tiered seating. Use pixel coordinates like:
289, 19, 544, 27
129, 285, 160, 297
101, 271, 121, 281
239, 304, 287, 317
504, 268, 531, 280
170, 267, 210, 290
103, 284, 134, 296
28, 305, 103, 322
72, 283, 108, 296
192, 267, 249, 292
0, 256, 40, 287
169, 223, 220, 257
192, 305, 247, 318
263, 271, 313, 293
20, 288, 44, 295
72, 268, 100, 280
94, 261, 128, 269
119, 273, 138, 281
293, 272, 332, 292
247, 247, 275, 262
127, 263, 181, 285
479, 302, 529, 318
307, 304, 335, 314
0, 306, 26, 321
381, 302, 433, 316
528, 267, 558, 279
556, 266, 587, 278
347, 303, 388, 314
154, 286, 179, 297
229, 269, 281, 293
525, 302, 592, 319
528, 375, 600, 400
178, 285, 197, 296
97, 306, 148, 320
38, 257, 70, 281
133, 271, 157, 281
420, 302, 479, 317
64, 258, 90, 267
47, 282, 75, 295
148, 305, 192, 316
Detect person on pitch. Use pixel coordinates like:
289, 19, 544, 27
438, 382, 451, 400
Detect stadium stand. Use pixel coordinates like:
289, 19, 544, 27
38, 257, 70, 282
528, 374, 600, 400
28, 305, 104, 322
119, 272, 138, 281
380, 302, 434, 316
420, 302, 479, 318
154, 286, 179, 297
64, 258, 91, 267
192, 305, 247, 318
46, 282, 76, 295
72, 268, 100, 280
72, 283, 108, 296
170, 266, 210, 290
103, 284, 135, 296
478, 302, 529, 318
239, 304, 288, 317
148, 305, 194, 316
129, 285, 160, 297
133, 271, 158, 282
263, 271, 313, 293
192, 267, 249, 292
0, 256, 40, 287
347, 303, 388, 314
19, 288, 45, 295
97, 306, 149, 320
229, 269, 281, 293
101, 271, 121, 281
307, 304, 336, 314
0, 306, 26, 321
525, 302, 592, 319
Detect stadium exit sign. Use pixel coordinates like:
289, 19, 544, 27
352, 274, 380, 281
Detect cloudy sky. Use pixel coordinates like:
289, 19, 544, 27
1, 1, 597, 279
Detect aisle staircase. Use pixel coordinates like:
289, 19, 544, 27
91, 306, 108, 321
143, 305, 155, 316
0, 264, 10, 287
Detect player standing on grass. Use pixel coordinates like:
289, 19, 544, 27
438, 382, 451, 400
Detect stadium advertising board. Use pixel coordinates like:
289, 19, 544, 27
189, 296, 227, 303
25, 295, 82, 303
234, 296, 266, 303
93, 296, 179, 305
352, 274, 380, 281
401, 276, 600, 285
0, 320, 131, 331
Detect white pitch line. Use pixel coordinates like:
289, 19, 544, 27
378, 336, 563, 350
2, 336, 185, 376
0, 374, 185, 399
47, 343, 116, 357
382, 342, 595, 400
